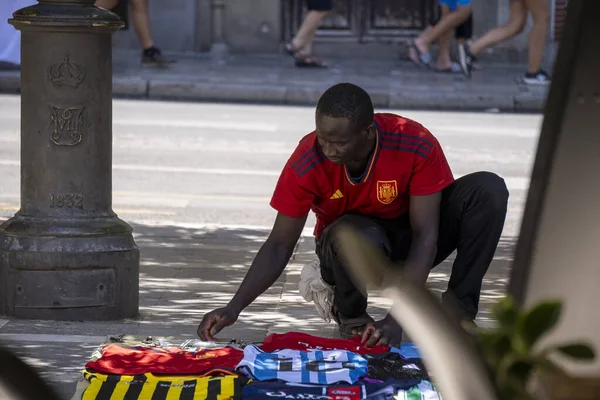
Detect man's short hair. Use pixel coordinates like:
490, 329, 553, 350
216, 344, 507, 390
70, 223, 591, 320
316, 83, 374, 132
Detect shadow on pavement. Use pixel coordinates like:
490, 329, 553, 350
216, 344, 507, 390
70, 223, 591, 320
0, 221, 516, 398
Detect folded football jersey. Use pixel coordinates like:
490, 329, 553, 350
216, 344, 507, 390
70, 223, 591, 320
390, 343, 422, 359
261, 332, 389, 355
365, 353, 430, 382
80, 371, 243, 400
390, 381, 442, 400
240, 379, 432, 400
242, 382, 369, 400
85, 343, 243, 375
237, 344, 368, 384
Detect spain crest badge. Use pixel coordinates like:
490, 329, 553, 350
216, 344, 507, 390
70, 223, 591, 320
376, 180, 398, 204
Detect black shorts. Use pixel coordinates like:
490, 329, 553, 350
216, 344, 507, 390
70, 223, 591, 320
111, 0, 130, 30
431, 8, 473, 39
306, 0, 333, 11
455, 14, 473, 39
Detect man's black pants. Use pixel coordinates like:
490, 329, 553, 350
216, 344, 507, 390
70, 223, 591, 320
315, 172, 509, 321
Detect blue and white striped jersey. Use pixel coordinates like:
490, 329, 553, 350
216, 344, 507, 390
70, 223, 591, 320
237, 344, 368, 384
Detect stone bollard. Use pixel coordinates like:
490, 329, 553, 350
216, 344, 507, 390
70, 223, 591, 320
0, 0, 139, 320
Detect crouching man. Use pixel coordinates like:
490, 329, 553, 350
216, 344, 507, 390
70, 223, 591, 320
198, 83, 508, 347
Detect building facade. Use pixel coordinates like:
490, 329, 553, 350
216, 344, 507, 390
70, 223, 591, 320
113, 0, 566, 64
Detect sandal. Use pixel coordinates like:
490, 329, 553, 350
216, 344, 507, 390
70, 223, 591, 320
434, 62, 462, 74
331, 306, 373, 338
295, 56, 327, 68
408, 42, 432, 67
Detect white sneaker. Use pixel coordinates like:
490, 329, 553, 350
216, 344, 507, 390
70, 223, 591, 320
458, 43, 476, 78
524, 69, 551, 85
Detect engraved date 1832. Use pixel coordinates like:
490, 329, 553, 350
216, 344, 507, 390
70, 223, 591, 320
49, 193, 83, 209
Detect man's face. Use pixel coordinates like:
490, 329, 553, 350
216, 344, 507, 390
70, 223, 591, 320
316, 113, 371, 166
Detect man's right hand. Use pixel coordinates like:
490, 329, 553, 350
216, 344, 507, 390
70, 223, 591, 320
196, 214, 307, 341
197, 306, 239, 341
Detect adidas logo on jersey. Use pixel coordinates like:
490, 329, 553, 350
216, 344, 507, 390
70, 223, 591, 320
329, 190, 344, 200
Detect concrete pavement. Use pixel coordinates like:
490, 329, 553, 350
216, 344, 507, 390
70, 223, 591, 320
0, 96, 540, 398
0, 223, 516, 399
0, 50, 549, 112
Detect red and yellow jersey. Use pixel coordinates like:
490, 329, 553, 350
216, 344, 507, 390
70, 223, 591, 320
270, 113, 455, 238
85, 344, 244, 375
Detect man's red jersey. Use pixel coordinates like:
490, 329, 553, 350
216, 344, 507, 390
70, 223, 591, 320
270, 113, 455, 238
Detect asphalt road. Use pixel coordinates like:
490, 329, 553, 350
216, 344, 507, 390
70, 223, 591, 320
0, 94, 539, 237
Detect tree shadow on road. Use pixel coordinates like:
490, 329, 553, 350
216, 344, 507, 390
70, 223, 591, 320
0, 222, 517, 340
130, 222, 342, 341
130, 222, 516, 338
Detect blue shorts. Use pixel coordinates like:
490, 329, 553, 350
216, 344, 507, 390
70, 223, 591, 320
439, 0, 471, 11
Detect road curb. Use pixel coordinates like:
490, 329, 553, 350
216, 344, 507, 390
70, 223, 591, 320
113, 76, 147, 98
140, 79, 547, 112
148, 80, 288, 104
0, 74, 547, 112
0, 73, 19, 94
513, 92, 547, 112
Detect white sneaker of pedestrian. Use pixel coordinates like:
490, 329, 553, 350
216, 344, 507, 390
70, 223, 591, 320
523, 69, 551, 85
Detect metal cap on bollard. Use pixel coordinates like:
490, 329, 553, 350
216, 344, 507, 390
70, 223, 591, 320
0, 0, 140, 321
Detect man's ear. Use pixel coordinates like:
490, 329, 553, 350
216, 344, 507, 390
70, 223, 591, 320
365, 124, 377, 139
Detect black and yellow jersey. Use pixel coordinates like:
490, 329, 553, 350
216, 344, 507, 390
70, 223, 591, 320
81, 371, 242, 400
